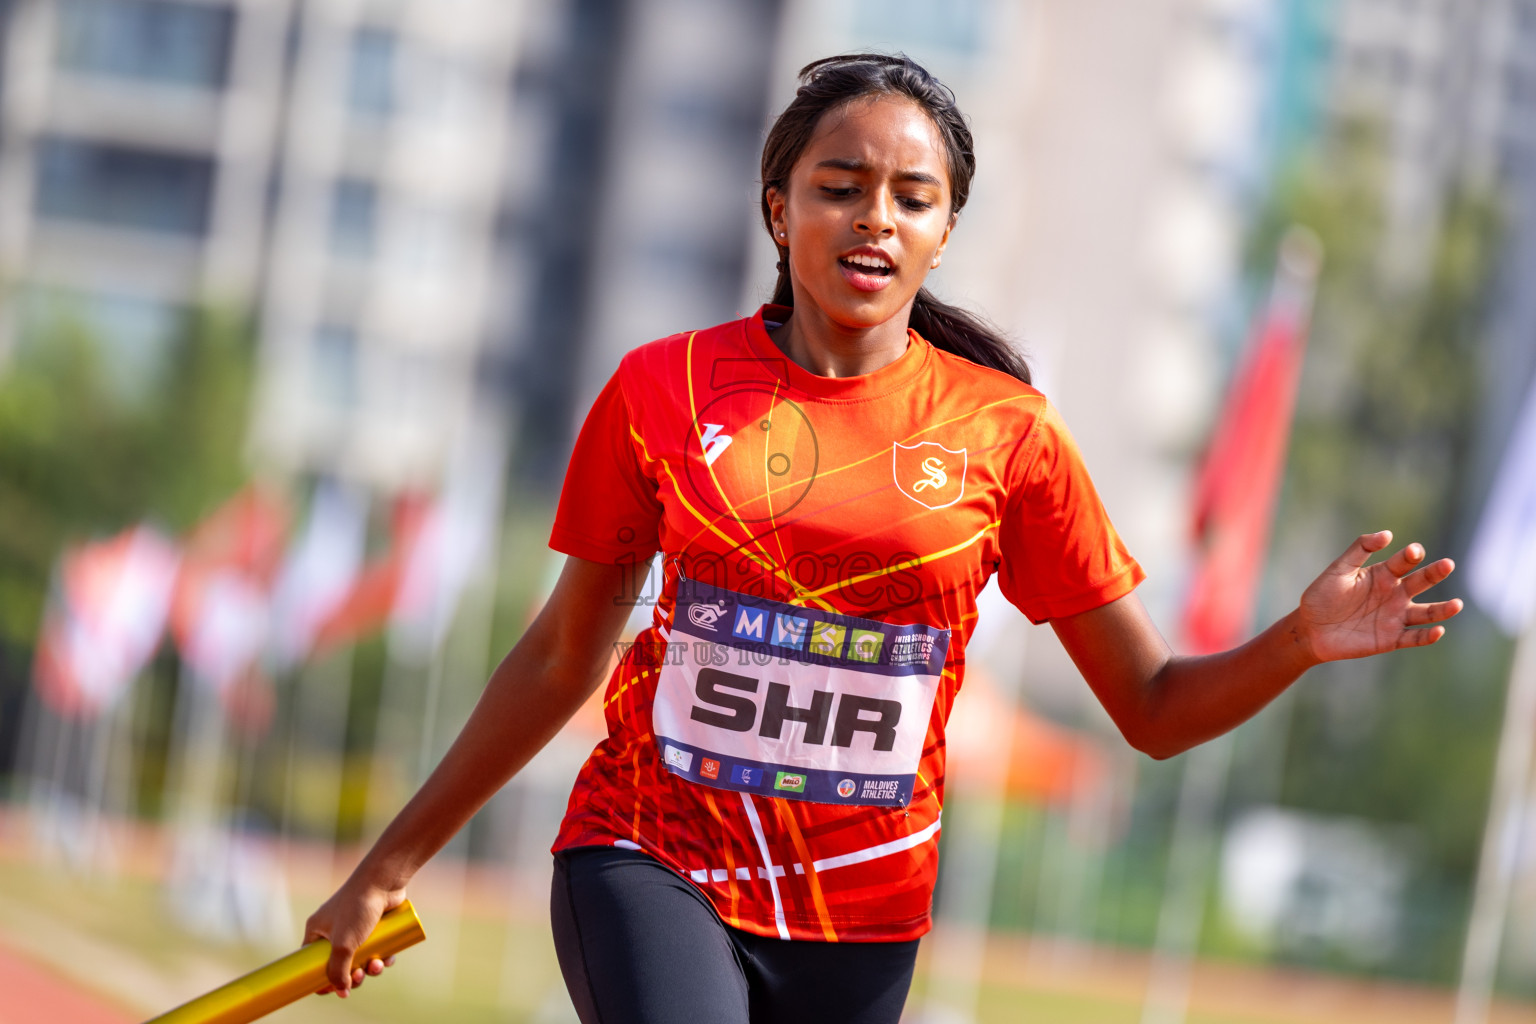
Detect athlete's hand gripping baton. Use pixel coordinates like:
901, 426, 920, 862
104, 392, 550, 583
141, 899, 426, 1024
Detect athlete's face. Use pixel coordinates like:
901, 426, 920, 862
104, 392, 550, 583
767, 95, 955, 333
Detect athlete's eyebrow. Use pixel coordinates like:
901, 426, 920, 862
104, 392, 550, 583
813, 158, 943, 187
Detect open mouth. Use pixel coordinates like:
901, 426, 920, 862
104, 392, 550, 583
839, 255, 894, 277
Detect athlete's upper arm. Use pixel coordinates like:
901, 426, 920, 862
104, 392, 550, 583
527, 555, 640, 691
1048, 592, 1172, 749
994, 401, 1144, 623
550, 371, 664, 565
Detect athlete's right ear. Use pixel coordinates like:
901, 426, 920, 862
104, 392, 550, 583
766, 186, 788, 244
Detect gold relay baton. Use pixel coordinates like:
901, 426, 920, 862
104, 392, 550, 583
142, 900, 426, 1024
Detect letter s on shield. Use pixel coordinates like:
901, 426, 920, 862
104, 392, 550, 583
892, 442, 967, 510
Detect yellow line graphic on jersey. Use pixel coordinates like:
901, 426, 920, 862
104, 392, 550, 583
798, 520, 1001, 601
680, 393, 1032, 552
774, 804, 840, 942
628, 425, 836, 613
685, 330, 801, 598
761, 387, 794, 572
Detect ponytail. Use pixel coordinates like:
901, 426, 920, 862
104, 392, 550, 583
761, 53, 1032, 386
908, 290, 1032, 384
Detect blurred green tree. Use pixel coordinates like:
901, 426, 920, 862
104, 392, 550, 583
0, 298, 254, 649
1232, 119, 1509, 980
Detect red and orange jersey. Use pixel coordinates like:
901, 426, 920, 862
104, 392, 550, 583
548, 306, 1143, 942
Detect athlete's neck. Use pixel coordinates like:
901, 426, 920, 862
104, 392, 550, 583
767, 303, 913, 379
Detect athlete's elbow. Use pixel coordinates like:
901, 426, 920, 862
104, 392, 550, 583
1115, 716, 1188, 761
1133, 735, 1185, 761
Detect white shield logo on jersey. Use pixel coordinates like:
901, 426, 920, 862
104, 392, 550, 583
892, 442, 966, 510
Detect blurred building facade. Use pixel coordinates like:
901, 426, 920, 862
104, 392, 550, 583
1, 0, 271, 389
513, 0, 783, 482
0, 0, 516, 491
0, 0, 784, 494
1328, 0, 1536, 260
1326, 0, 1536, 490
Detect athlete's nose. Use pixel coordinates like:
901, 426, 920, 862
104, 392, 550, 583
854, 187, 897, 238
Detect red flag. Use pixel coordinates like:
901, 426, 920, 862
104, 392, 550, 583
34, 525, 180, 718
1181, 231, 1321, 654
311, 493, 431, 653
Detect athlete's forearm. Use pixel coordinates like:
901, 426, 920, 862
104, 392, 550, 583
349, 632, 606, 890
1054, 595, 1319, 761
1067, 534, 1459, 759
344, 557, 631, 894
1126, 609, 1317, 759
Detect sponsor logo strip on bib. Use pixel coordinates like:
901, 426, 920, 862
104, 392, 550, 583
653, 579, 950, 807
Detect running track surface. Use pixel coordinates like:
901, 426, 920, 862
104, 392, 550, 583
0, 938, 135, 1024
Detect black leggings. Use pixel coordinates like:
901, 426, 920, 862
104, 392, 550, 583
550, 846, 919, 1024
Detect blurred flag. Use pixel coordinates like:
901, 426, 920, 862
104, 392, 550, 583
34, 525, 180, 717
390, 433, 505, 656
170, 485, 289, 697
1181, 229, 1321, 653
266, 480, 368, 671
1465, 373, 1536, 636
311, 493, 431, 652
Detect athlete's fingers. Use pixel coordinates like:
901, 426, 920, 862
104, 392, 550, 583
1401, 558, 1456, 598
1405, 599, 1464, 627
1397, 625, 1446, 648
304, 915, 343, 996
325, 941, 356, 996
1333, 531, 1392, 572
364, 957, 387, 976
1380, 542, 1425, 578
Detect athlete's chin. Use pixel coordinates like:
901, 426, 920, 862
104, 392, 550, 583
819, 294, 917, 333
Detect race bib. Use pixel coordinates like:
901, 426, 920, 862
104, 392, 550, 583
651, 579, 950, 807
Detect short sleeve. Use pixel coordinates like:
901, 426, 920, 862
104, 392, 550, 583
549, 371, 664, 564
996, 402, 1145, 623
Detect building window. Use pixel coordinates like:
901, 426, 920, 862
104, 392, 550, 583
312, 324, 358, 409
34, 136, 214, 236
348, 26, 396, 117
54, 0, 235, 90
330, 178, 377, 259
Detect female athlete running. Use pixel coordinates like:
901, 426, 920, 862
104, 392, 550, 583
303, 54, 1461, 1023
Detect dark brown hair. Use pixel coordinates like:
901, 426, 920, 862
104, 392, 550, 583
761, 53, 1031, 384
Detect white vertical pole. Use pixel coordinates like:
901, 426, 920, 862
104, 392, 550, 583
921, 642, 1029, 1024
412, 432, 510, 998
1139, 732, 1234, 1024
279, 645, 355, 882
1455, 622, 1536, 1024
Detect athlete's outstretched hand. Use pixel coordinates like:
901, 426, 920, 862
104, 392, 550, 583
304, 876, 404, 997
1294, 530, 1462, 664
